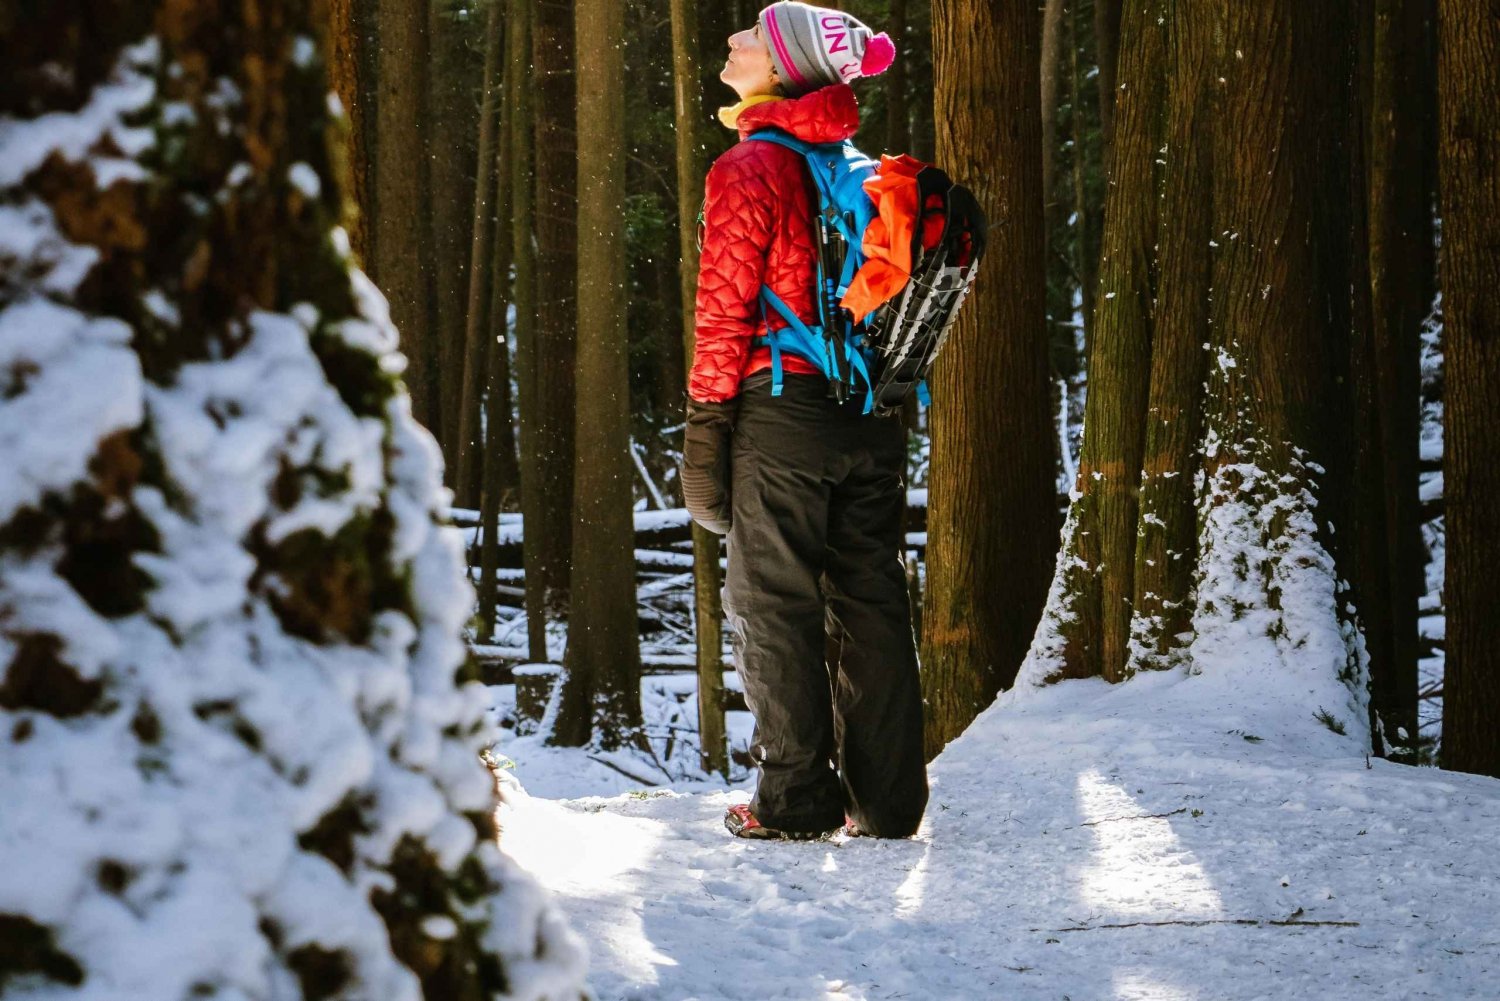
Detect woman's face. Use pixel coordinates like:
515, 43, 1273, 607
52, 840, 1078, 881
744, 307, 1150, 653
721, 24, 780, 100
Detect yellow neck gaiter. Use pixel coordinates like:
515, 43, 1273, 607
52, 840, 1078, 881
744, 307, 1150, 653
717, 93, 784, 130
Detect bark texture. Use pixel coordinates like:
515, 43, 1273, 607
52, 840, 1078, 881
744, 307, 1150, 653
372, 0, 436, 432
531, 0, 578, 614
476, 0, 513, 641
1354, 0, 1435, 755
555, 0, 643, 749
884, 0, 911, 154
1129, 5, 1214, 671
1437, 0, 1500, 778
326, 0, 373, 263
671, 0, 727, 777
1053, 0, 1168, 682
1094, 0, 1122, 156
428, 0, 476, 480
507, 0, 548, 663
460, 1, 504, 514
922, 0, 1057, 758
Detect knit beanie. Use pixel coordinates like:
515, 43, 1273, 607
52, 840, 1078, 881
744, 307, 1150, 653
757, 2, 897, 96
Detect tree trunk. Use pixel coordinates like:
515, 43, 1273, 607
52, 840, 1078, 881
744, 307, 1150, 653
483, 123, 522, 525
1040, 0, 1065, 231
1357, 0, 1435, 756
1128, 5, 1215, 673
1094, 0, 1122, 159
885, 0, 911, 154
671, 0, 728, 778
1203, 0, 1362, 708
1069, 0, 1102, 357
326, 0, 374, 264
0, 2, 585, 994
923, 0, 1057, 758
460, 2, 504, 511
1041, 0, 1072, 487
907, 1, 937, 162
372, 0, 437, 435
477, 0, 514, 642
508, 0, 548, 664
556, 0, 644, 749
428, 0, 477, 481
1021, 0, 1373, 746
532, 0, 578, 615
1047, 0, 1169, 682
1437, 0, 1500, 778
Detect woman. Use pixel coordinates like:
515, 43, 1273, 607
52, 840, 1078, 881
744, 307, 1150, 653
681, 2, 927, 841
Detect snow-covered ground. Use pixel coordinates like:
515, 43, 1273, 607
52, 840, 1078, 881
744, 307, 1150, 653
495, 671, 1499, 1000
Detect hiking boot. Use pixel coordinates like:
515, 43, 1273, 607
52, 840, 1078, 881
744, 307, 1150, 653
723, 804, 834, 841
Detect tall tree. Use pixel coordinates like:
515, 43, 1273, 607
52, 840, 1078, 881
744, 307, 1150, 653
477, 0, 516, 642
1044, 0, 1169, 683
1126, 0, 1214, 676
1349, 0, 1435, 756
1094, 0, 1121, 157
0, 1, 585, 995
1021, 0, 1373, 743
372, 0, 438, 434
326, 0, 374, 263
1040, 0, 1066, 246
1039, 0, 1079, 474
1068, 0, 1104, 355
922, 0, 1058, 758
531, 0, 578, 614
670, 0, 728, 777
1437, 0, 1500, 778
507, 0, 548, 663
554, 0, 643, 748
428, 0, 479, 481
459, 0, 506, 511
884, 0, 911, 153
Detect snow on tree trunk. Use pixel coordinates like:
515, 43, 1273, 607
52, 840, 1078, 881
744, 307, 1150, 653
1016, 1, 1372, 745
0, 4, 585, 998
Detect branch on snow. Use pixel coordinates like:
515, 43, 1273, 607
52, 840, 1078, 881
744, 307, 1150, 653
1035, 918, 1361, 933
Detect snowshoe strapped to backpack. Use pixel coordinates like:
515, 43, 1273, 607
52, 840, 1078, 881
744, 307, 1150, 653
745, 128, 987, 417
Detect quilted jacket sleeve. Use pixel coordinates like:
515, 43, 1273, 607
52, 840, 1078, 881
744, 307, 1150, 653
689, 146, 777, 404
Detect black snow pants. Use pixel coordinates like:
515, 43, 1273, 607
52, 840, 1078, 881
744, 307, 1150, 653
724, 372, 929, 837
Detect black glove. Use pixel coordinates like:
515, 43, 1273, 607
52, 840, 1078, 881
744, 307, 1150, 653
681, 398, 735, 535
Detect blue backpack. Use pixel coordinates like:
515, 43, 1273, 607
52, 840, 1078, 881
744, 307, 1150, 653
745, 128, 987, 417
746, 128, 880, 411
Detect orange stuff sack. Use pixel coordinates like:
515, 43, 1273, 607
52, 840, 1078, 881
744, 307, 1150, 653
840, 153, 944, 319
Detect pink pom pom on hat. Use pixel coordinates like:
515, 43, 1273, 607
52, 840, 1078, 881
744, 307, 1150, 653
759, 3, 898, 94
861, 32, 896, 77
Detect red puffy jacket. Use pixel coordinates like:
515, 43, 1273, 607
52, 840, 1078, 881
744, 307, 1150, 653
688, 85, 862, 404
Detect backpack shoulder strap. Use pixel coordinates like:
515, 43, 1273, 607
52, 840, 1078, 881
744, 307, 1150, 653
744, 127, 815, 157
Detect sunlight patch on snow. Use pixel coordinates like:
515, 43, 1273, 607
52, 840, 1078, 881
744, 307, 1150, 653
894, 847, 931, 917
501, 795, 673, 984
503, 798, 663, 901
1075, 769, 1223, 919
1112, 969, 1201, 1001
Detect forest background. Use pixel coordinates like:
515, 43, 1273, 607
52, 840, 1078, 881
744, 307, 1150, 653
289, 0, 1495, 776
2, 0, 1498, 997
